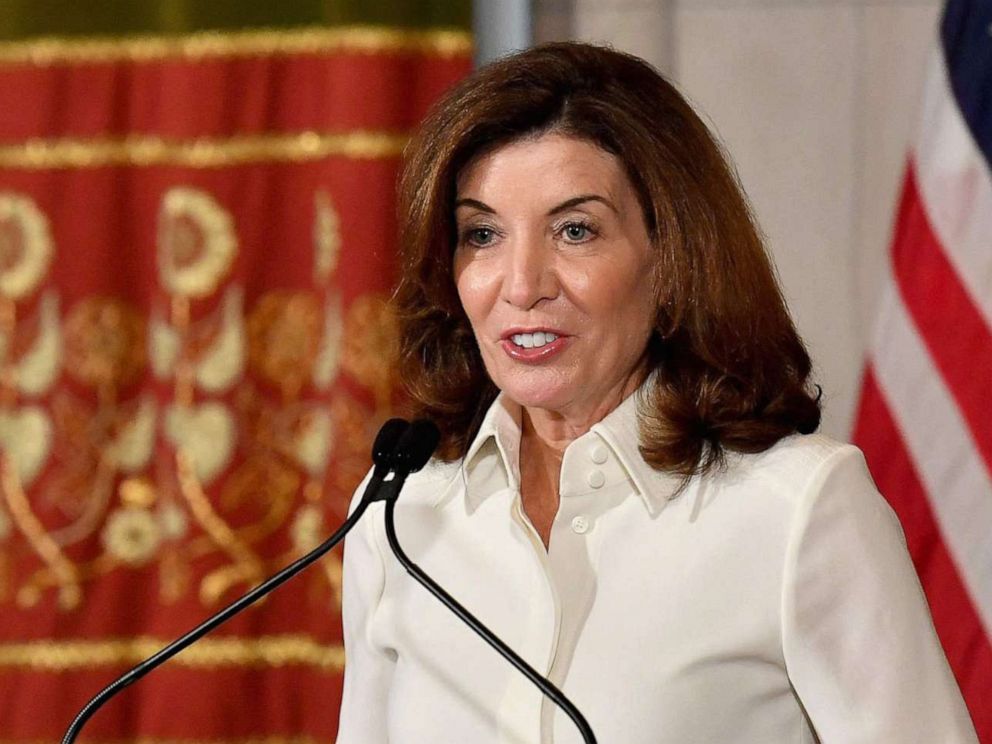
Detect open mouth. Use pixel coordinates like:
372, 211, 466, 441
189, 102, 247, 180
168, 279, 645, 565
509, 331, 559, 348
500, 330, 569, 363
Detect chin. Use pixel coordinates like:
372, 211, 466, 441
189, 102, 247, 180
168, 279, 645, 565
496, 372, 577, 414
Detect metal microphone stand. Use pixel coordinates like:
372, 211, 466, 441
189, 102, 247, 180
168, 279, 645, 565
380, 420, 598, 744
60, 418, 410, 744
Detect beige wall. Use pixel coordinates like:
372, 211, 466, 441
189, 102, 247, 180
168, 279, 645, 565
534, 0, 942, 440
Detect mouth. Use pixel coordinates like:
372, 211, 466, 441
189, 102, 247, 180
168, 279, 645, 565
506, 330, 560, 349
499, 328, 569, 363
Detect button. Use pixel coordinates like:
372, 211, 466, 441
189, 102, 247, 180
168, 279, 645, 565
590, 444, 609, 464
571, 515, 589, 534
587, 469, 605, 489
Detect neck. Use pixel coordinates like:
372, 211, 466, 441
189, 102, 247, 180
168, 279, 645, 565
520, 365, 646, 457
515, 366, 646, 543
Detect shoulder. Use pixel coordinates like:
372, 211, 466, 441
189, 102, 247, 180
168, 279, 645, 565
345, 457, 464, 560
394, 456, 464, 507
721, 432, 871, 499
413, 456, 463, 486
347, 456, 462, 515
687, 433, 885, 533
725, 433, 901, 546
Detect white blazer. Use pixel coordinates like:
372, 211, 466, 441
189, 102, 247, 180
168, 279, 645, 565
337, 388, 978, 743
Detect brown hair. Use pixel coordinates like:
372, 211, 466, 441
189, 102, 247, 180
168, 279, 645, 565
394, 41, 820, 477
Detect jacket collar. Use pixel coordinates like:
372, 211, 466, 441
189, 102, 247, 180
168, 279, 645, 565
433, 380, 681, 517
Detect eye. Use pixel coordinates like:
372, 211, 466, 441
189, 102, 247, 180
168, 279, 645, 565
461, 226, 498, 248
558, 220, 596, 243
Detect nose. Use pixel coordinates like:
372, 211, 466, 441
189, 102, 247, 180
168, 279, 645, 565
500, 234, 558, 310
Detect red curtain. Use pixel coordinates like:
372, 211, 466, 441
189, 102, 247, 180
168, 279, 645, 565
0, 26, 470, 742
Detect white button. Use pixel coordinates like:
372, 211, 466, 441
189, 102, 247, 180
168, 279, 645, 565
587, 469, 605, 489
590, 444, 609, 464
571, 515, 589, 534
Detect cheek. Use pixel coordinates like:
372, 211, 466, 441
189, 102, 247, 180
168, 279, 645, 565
582, 262, 653, 319
453, 261, 493, 328
587, 262, 657, 350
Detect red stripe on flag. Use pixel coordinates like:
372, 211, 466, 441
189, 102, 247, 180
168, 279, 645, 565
892, 163, 992, 477
854, 368, 992, 741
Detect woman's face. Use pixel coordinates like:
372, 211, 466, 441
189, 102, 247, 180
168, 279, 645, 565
453, 133, 658, 419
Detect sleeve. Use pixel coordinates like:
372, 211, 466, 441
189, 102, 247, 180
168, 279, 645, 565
781, 446, 979, 743
336, 470, 396, 743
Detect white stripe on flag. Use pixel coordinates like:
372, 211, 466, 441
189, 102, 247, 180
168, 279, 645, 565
872, 279, 992, 636
915, 47, 992, 332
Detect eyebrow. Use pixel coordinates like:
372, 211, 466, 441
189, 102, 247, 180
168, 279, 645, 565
453, 194, 618, 216
547, 194, 617, 216
454, 198, 495, 214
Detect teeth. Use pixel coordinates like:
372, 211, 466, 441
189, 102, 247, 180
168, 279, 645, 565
511, 332, 559, 348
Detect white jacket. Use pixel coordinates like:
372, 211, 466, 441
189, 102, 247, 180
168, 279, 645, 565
338, 387, 977, 743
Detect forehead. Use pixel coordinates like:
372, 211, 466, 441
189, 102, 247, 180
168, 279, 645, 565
455, 133, 633, 203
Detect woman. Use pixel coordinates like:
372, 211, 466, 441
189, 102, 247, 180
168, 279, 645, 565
338, 42, 977, 743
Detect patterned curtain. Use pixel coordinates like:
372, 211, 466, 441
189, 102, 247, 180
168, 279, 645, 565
0, 4, 470, 742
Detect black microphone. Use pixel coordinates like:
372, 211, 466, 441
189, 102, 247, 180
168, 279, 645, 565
379, 419, 598, 744
61, 418, 411, 744
372, 418, 411, 474
371, 418, 442, 503
392, 418, 442, 472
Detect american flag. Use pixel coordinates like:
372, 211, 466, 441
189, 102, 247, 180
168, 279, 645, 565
852, 0, 991, 739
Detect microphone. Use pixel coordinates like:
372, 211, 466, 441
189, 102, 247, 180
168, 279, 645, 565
379, 419, 598, 744
61, 418, 410, 744
391, 418, 442, 472
372, 418, 411, 474
371, 418, 441, 503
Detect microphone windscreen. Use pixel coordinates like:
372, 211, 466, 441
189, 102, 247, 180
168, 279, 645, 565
372, 418, 410, 470
393, 419, 441, 473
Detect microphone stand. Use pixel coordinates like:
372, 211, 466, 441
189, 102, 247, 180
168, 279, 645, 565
60, 418, 412, 744
62, 418, 599, 744
61, 499, 370, 744
381, 491, 598, 744
376, 418, 597, 742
